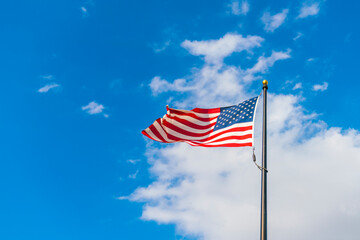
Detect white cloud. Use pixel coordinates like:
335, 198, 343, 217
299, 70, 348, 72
244, 49, 291, 81
149, 76, 195, 96
127, 159, 141, 164
181, 33, 263, 65
240, 1, 250, 15
293, 32, 303, 41
82, 101, 105, 115
38, 83, 60, 93
293, 82, 302, 90
41, 75, 55, 80
127, 33, 360, 240
152, 40, 171, 53
297, 2, 320, 19
247, 50, 291, 74
81, 6, 88, 17
229, 1, 250, 16
150, 35, 289, 107
312, 82, 328, 91
129, 170, 139, 179
150, 66, 244, 108
261, 9, 289, 32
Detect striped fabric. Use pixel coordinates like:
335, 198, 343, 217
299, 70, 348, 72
142, 96, 259, 147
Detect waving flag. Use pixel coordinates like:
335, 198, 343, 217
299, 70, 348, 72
142, 96, 259, 147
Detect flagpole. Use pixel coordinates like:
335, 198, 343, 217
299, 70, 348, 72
260, 79, 268, 240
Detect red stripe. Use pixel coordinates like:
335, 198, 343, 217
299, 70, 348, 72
166, 115, 216, 130
192, 107, 221, 114
168, 109, 218, 122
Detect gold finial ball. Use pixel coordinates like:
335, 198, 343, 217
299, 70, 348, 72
263, 79, 268, 86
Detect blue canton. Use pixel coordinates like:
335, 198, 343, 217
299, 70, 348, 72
213, 96, 258, 132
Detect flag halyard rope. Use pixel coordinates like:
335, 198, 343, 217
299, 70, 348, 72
253, 147, 268, 172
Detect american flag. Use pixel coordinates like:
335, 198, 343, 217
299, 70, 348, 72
142, 96, 259, 147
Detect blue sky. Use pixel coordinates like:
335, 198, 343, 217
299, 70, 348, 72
1, 0, 359, 239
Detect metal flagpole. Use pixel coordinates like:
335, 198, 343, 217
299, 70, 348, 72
260, 79, 268, 240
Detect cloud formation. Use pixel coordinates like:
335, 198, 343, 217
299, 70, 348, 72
150, 33, 290, 108
128, 32, 360, 240
82, 101, 105, 115
38, 83, 60, 93
152, 40, 171, 53
129, 170, 139, 179
292, 82, 302, 90
297, 2, 320, 19
41, 75, 55, 80
127, 159, 141, 165
229, 1, 250, 16
244, 49, 291, 81
312, 82, 328, 91
81, 6, 88, 17
261, 9, 288, 32
293, 32, 303, 41
150, 76, 194, 96
181, 33, 263, 65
